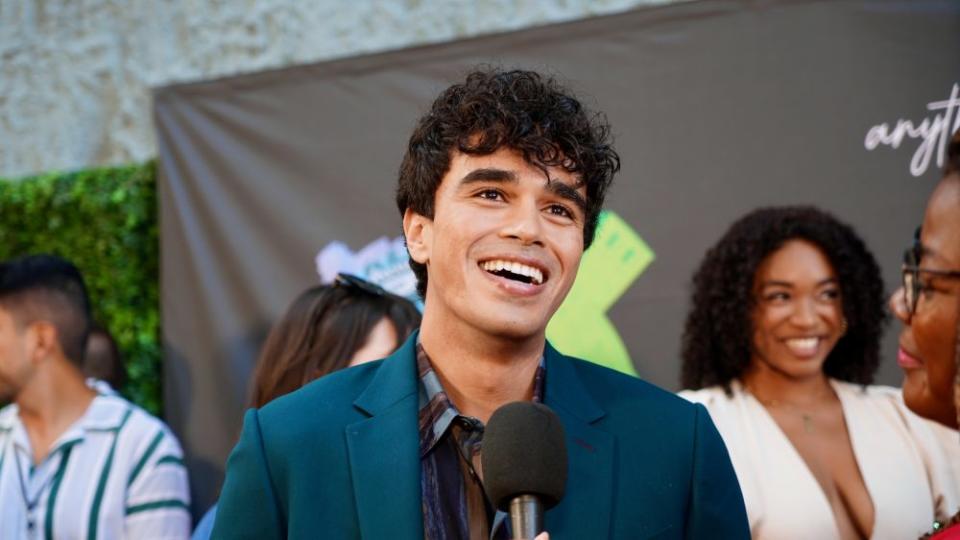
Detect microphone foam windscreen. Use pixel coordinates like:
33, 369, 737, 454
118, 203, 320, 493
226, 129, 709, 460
481, 401, 568, 511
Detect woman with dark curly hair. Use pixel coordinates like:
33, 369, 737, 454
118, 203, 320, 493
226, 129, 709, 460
680, 206, 958, 540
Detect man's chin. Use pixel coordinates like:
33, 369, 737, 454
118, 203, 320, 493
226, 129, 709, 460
480, 316, 547, 342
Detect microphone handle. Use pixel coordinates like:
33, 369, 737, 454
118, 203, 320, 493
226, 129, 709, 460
509, 494, 543, 540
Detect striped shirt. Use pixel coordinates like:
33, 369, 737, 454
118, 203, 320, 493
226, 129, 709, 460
417, 343, 545, 540
0, 389, 191, 539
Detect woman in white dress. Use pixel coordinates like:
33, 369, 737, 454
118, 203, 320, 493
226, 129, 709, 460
679, 206, 958, 540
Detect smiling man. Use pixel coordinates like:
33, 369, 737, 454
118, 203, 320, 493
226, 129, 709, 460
213, 68, 748, 539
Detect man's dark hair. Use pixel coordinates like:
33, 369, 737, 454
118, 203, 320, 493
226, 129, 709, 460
680, 206, 888, 392
0, 254, 92, 366
396, 67, 621, 297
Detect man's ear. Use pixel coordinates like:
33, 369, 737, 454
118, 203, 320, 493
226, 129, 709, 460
403, 208, 432, 265
25, 321, 59, 364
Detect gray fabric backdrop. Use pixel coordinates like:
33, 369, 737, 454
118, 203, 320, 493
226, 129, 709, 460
155, 0, 960, 515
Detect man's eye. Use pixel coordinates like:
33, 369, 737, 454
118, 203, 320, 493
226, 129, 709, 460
548, 204, 573, 218
477, 189, 502, 201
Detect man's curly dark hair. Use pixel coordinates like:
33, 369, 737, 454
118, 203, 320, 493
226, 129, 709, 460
680, 206, 888, 392
395, 67, 620, 298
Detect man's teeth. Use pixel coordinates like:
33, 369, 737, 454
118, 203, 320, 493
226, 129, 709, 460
481, 260, 544, 285
785, 337, 819, 354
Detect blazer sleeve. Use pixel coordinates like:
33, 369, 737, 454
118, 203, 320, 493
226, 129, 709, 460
211, 408, 284, 540
684, 402, 751, 540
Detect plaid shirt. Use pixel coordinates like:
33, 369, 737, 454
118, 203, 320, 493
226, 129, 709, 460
417, 343, 546, 540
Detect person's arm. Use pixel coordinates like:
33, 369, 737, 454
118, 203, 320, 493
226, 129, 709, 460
684, 403, 750, 540
124, 424, 192, 539
211, 408, 284, 539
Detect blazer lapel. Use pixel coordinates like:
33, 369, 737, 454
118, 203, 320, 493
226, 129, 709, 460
543, 343, 615, 540
346, 333, 423, 540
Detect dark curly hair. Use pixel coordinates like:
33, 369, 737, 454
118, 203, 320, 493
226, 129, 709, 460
680, 206, 888, 391
395, 67, 620, 297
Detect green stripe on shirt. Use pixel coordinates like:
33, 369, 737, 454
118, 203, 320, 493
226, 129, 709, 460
127, 429, 165, 488
155, 454, 184, 467
126, 499, 190, 515
45, 442, 77, 540
87, 407, 133, 540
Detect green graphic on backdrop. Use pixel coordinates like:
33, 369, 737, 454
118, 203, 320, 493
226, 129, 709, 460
546, 211, 654, 376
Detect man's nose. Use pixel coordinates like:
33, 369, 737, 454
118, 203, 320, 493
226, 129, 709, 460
499, 199, 545, 247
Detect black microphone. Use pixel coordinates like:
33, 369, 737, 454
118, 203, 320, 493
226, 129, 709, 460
482, 401, 568, 540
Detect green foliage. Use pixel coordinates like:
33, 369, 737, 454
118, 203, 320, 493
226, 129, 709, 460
0, 162, 161, 415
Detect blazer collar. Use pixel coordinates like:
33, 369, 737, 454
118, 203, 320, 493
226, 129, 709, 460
352, 334, 608, 423
352, 330, 420, 417
346, 331, 423, 540
542, 343, 614, 539
347, 334, 616, 539
543, 341, 606, 424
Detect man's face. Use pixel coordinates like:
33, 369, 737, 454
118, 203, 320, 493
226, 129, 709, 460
405, 147, 586, 340
0, 306, 36, 403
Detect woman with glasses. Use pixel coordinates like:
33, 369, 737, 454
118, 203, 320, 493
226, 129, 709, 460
891, 129, 960, 537
680, 206, 958, 540
192, 274, 422, 540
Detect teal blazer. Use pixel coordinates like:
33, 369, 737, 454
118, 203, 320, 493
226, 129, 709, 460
212, 334, 748, 539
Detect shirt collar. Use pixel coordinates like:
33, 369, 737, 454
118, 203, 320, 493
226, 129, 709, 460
0, 394, 131, 459
415, 341, 546, 457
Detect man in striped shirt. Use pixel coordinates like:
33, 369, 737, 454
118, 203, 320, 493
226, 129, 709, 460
0, 254, 191, 539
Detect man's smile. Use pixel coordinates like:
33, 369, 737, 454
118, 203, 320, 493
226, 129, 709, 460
475, 254, 553, 298
479, 257, 548, 286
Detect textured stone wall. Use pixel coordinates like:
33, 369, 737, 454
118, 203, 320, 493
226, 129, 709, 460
0, 0, 681, 178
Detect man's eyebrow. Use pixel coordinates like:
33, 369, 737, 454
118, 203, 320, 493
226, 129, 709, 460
459, 168, 518, 184
458, 168, 588, 214
546, 179, 587, 214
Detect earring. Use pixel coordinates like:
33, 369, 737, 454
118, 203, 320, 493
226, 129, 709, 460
840, 318, 848, 336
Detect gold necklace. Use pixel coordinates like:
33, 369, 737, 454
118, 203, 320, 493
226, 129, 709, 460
745, 383, 832, 434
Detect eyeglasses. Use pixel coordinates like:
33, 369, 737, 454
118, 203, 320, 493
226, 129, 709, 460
901, 227, 960, 318
334, 273, 388, 297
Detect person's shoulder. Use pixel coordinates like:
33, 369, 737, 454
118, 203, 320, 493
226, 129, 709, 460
833, 380, 904, 408
264, 359, 381, 411
677, 385, 732, 406
255, 359, 383, 433
563, 355, 699, 419
91, 393, 183, 447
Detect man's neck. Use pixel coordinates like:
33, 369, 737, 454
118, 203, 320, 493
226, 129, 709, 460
16, 362, 96, 464
419, 312, 545, 424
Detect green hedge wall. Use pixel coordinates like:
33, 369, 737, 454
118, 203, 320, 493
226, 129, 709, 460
0, 162, 161, 415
